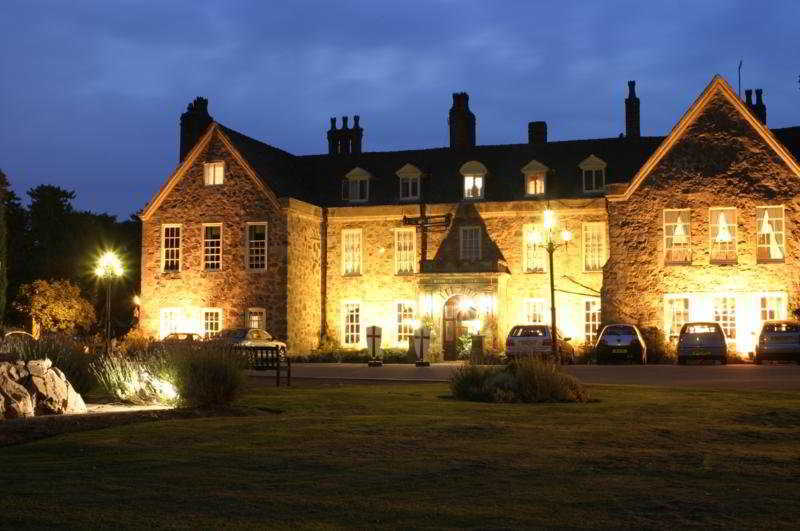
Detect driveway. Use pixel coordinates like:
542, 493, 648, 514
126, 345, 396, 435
254, 362, 800, 391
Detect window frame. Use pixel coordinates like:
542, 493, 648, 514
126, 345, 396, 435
395, 301, 415, 346
247, 307, 266, 330
712, 296, 736, 340
202, 307, 224, 338
244, 222, 268, 271
459, 226, 482, 261
203, 161, 225, 186
664, 295, 691, 340
579, 155, 607, 193
582, 221, 607, 273
709, 207, 737, 264
463, 175, 484, 200
202, 223, 222, 271
161, 223, 182, 273
159, 307, 181, 339
663, 208, 692, 265
584, 298, 601, 344
756, 205, 786, 263
394, 227, 416, 275
523, 298, 547, 325
341, 228, 363, 276
522, 224, 545, 273
342, 301, 362, 347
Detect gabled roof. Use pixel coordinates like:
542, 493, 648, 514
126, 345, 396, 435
607, 75, 800, 202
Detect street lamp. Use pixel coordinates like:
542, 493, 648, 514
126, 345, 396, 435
95, 251, 124, 353
533, 207, 572, 362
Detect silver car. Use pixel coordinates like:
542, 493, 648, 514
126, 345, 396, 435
219, 328, 287, 354
677, 322, 727, 365
505, 325, 574, 364
755, 320, 800, 364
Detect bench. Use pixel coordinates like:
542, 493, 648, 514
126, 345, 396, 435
239, 346, 291, 386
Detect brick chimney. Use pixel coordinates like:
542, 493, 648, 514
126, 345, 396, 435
528, 121, 547, 144
326, 115, 363, 155
179, 97, 213, 162
753, 89, 767, 124
625, 81, 640, 139
448, 92, 476, 149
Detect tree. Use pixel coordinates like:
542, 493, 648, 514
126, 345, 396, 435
14, 279, 96, 338
27, 185, 76, 281
0, 170, 7, 319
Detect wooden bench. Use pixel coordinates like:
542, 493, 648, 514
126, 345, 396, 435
239, 346, 291, 386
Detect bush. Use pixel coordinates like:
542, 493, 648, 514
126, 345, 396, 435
5, 335, 97, 394
638, 326, 675, 363
449, 359, 590, 403
91, 354, 178, 405
171, 341, 246, 408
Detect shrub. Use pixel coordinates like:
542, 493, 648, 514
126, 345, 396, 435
450, 359, 589, 403
456, 333, 472, 360
91, 354, 177, 405
171, 341, 246, 408
638, 326, 675, 363
6, 335, 97, 394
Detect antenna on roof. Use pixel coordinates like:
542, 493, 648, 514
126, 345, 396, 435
737, 59, 743, 98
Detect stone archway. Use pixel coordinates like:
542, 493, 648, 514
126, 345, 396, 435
442, 295, 479, 360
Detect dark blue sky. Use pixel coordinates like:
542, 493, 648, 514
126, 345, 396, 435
2, 1, 798, 219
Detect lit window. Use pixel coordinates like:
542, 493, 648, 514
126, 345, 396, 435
664, 209, 691, 264
247, 307, 266, 330
523, 224, 545, 273
203, 224, 221, 271
394, 228, 416, 274
760, 295, 785, 322
399, 176, 419, 200
343, 302, 361, 346
709, 208, 736, 263
247, 223, 267, 270
204, 162, 224, 185
584, 299, 601, 344
666, 297, 690, 339
342, 229, 362, 275
159, 308, 180, 339
459, 226, 481, 261
757, 206, 785, 262
463, 175, 484, 199
162, 225, 181, 272
396, 302, 415, 345
526, 173, 545, 195
582, 222, 607, 272
203, 309, 223, 338
713, 297, 736, 339
524, 299, 547, 324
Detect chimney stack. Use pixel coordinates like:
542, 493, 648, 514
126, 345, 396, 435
528, 121, 547, 144
179, 97, 213, 162
745, 89, 753, 106
754, 89, 767, 124
625, 80, 640, 139
448, 92, 476, 149
326, 115, 363, 155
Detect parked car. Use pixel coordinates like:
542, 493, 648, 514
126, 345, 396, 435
218, 328, 287, 355
754, 320, 800, 364
505, 325, 575, 364
594, 324, 647, 364
163, 332, 203, 342
676, 322, 727, 365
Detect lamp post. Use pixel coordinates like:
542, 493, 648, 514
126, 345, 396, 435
95, 251, 124, 354
532, 208, 572, 362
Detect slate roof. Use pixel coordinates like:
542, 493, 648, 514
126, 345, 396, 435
219, 123, 800, 208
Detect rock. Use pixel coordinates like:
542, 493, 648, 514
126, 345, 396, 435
65, 383, 87, 414
0, 375, 35, 418
52, 367, 66, 381
28, 371, 70, 415
0, 362, 10, 375
26, 359, 52, 377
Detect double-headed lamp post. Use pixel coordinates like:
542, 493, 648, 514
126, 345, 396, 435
531, 208, 572, 361
95, 251, 124, 353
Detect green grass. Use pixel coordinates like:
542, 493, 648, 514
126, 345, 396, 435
2, 383, 800, 529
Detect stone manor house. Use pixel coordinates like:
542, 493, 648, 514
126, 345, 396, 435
139, 75, 800, 358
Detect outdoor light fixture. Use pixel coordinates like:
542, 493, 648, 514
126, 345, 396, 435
532, 206, 572, 361
95, 251, 124, 354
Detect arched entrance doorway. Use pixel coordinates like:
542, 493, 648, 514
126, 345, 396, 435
443, 295, 479, 360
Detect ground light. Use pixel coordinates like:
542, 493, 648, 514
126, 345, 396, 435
95, 250, 124, 353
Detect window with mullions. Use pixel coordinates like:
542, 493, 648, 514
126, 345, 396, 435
394, 228, 415, 274
399, 175, 419, 200
663, 209, 691, 264
523, 224, 545, 273
247, 223, 267, 270
463, 175, 484, 199
162, 225, 181, 272
757, 206, 785, 262
709, 208, 736, 263
203, 309, 223, 338
666, 297, 690, 339
396, 302, 415, 345
342, 177, 369, 202
342, 229, 362, 275
203, 225, 221, 271
459, 226, 481, 261
583, 222, 607, 272
713, 296, 736, 339
584, 299, 601, 344
524, 299, 547, 324
343, 303, 361, 346
203, 162, 224, 185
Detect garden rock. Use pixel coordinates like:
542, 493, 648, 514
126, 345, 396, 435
0, 375, 35, 418
27, 359, 52, 377
0, 359, 87, 420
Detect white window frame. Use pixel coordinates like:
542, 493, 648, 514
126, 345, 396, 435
161, 224, 182, 272
394, 227, 416, 275
663, 209, 691, 265
582, 222, 607, 273
522, 224, 545, 273
459, 226, 481, 261
397, 164, 422, 201
523, 298, 547, 325
342, 301, 361, 347
247, 307, 266, 330
342, 167, 371, 203
664, 295, 691, 340
203, 161, 224, 185
756, 205, 785, 263
463, 175, 484, 199
202, 308, 224, 338
341, 228, 363, 276
759, 294, 786, 323
584, 298, 601, 344
203, 223, 222, 271
396, 301, 415, 346
246, 222, 268, 271
521, 161, 549, 197
579, 155, 606, 193
159, 307, 181, 339
709, 207, 737, 264
712, 296, 736, 340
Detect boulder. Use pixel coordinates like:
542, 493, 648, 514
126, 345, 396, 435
26, 359, 52, 377
29, 371, 70, 415
0, 375, 35, 418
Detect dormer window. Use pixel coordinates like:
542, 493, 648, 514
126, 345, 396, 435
459, 161, 487, 200
579, 155, 606, 193
521, 160, 548, 196
204, 162, 224, 185
396, 163, 421, 201
342, 167, 371, 203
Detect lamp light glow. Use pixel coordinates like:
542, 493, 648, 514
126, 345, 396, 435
561, 230, 573, 242
543, 209, 556, 229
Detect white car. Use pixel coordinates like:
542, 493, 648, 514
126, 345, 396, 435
505, 325, 574, 363
219, 328, 287, 354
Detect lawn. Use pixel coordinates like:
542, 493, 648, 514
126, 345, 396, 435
2, 382, 799, 529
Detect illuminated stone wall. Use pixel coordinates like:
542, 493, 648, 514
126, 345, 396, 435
604, 91, 800, 353
285, 199, 323, 353
140, 134, 289, 341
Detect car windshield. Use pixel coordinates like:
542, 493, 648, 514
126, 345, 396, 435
680, 324, 724, 344
223, 329, 248, 340
511, 326, 549, 337
762, 322, 800, 333
602, 325, 635, 336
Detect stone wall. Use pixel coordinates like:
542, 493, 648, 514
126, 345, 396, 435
140, 132, 288, 340
285, 199, 323, 354
604, 91, 800, 351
